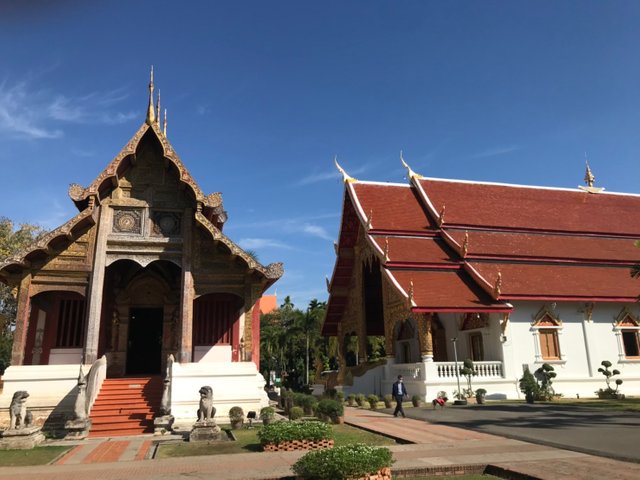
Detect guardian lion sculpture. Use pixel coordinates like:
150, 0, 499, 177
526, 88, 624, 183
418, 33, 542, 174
9, 391, 31, 430
197, 386, 215, 422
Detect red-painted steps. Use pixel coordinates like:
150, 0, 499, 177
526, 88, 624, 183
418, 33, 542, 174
89, 376, 163, 437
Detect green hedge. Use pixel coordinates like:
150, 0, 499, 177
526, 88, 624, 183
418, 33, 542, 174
257, 420, 332, 445
316, 399, 344, 419
292, 443, 394, 480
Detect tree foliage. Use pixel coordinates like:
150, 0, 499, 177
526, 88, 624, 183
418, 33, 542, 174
0, 217, 46, 373
260, 296, 330, 389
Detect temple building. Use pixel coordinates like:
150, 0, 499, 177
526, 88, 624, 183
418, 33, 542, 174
0, 70, 282, 434
324, 156, 640, 400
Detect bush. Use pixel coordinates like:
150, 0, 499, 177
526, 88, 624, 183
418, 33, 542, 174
325, 388, 338, 399
335, 391, 345, 403
347, 394, 356, 406
300, 394, 318, 415
316, 399, 344, 420
260, 406, 275, 419
475, 388, 487, 396
293, 443, 394, 480
229, 406, 244, 421
597, 360, 624, 398
366, 394, 379, 409
519, 370, 540, 403
355, 393, 366, 407
289, 406, 304, 420
383, 394, 393, 408
411, 394, 422, 407
258, 420, 332, 445
535, 363, 557, 401
459, 359, 477, 398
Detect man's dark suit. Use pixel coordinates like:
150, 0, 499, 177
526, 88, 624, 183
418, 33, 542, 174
392, 379, 407, 417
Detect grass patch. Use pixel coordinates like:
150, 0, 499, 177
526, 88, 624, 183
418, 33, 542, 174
0, 446, 72, 466
155, 423, 396, 458
539, 397, 640, 412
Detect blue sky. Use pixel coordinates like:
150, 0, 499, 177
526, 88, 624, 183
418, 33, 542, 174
1, 1, 640, 308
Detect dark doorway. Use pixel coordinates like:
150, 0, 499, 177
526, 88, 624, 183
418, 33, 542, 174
127, 307, 163, 375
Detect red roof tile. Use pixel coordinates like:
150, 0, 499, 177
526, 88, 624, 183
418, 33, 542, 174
419, 179, 640, 236
370, 235, 456, 265
351, 183, 432, 233
389, 269, 509, 311
468, 262, 638, 300
446, 230, 640, 264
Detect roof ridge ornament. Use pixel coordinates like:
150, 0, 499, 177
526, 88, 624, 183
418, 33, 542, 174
494, 271, 502, 298
366, 209, 373, 230
156, 89, 161, 126
578, 156, 605, 194
400, 150, 424, 181
437, 205, 445, 227
334, 156, 357, 183
163, 108, 167, 137
407, 279, 415, 307
146, 66, 155, 125
383, 236, 390, 263
462, 231, 469, 258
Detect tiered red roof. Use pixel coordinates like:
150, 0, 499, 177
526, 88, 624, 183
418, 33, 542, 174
323, 174, 640, 336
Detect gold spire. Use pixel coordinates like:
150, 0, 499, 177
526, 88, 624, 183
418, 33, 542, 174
163, 108, 167, 136
156, 89, 161, 126
437, 205, 445, 227
408, 279, 415, 306
494, 272, 502, 298
462, 231, 469, 257
334, 156, 357, 183
400, 150, 424, 181
366, 209, 373, 230
146, 66, 155, 125
584, 160, 595, 187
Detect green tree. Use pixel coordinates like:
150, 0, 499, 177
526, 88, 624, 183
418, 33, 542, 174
0, 217, 46, 373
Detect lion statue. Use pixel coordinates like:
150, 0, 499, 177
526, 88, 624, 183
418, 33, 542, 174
9, 391, 31, 430
197, 386, 215, 422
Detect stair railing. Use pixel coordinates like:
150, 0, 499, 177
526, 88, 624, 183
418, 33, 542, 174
159, 354, 174, 415
85, 354, 107, 415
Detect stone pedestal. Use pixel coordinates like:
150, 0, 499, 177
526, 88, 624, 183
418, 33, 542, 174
189, 420, 222, 442
0, 426, 45, 450
64, 419, 92, 440
154, 415, 175, 435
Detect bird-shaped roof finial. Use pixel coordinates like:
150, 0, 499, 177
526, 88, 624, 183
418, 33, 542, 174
146, 65, 155, 125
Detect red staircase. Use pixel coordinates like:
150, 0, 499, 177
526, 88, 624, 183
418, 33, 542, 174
89, 376, 163, 437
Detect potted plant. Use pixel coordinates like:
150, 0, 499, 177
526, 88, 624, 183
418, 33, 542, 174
366, 394, 379, 410
229, 406, 244, 429
300, 394, 318, 416
411, 394, 422, 407
383, 394, 393, 408
475, 388, 487, 404
460, 359, 477, 398
260, 406, 276, 425
355, 393, 366, 407
289, 406, 304, 420
316, 398, 344, 424
347, 393, 356, 407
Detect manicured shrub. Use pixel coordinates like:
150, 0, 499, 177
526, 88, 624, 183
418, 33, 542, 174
229, 406, 244, 421
411, 394, 422, 407
316, 398, 344, 421
289, 406, 304, 420
347, 393, 356, 406
335, 391, 345, 403
355, 393, 366, 407
383, 394, 393, 408
367, 394, 379, 410
300, 394, 318, 415
535, 363, 557, 401
257, 420, 332, 446
519, 369, 540, 403
260, 406, 276, 424
293, 443, 394, 480
597, 360, 624, 399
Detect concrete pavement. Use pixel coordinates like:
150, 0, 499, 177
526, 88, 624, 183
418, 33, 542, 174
1, 406, 639, 479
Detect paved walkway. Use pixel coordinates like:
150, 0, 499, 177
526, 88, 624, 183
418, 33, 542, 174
1, 407, 639, 479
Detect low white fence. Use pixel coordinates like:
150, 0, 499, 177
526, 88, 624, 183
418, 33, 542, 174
436, 361, 503, 379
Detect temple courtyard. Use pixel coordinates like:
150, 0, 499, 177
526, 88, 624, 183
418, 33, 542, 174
0, 404, 639, 480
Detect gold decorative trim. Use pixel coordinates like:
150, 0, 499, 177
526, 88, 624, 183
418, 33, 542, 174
614, 308, 639, 327
531, 305, 562, 327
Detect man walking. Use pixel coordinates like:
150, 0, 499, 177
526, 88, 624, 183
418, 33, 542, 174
392, 374, 407, 418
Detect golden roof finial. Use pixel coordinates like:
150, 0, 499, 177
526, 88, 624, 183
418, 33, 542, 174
334, 156, 357, 183
163, 108, 167, 137
438, 205, 445, 227
156, 89, 161, 126
494, 271, 502, 298
584, 159, 595, 187
146, 65, 156, 125
462, 231, 469, 257
366, 209, 373, 230
383, 237, 390, 263
408, 279, 415, 306
400, 150, 424, 181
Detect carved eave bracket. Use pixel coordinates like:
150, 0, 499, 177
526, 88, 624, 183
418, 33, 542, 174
195, 211, 283, 283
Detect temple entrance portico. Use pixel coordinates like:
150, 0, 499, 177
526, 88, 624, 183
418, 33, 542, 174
127, 307, 163, 375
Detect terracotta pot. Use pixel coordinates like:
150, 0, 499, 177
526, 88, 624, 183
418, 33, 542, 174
331, 415, 344, 424
475, 394, 485, 404
231, 419, 244, 430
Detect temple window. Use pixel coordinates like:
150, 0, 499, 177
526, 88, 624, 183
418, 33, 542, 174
613, 310, 640, 361
55, 298, 86, 348
531, 308, 563, 362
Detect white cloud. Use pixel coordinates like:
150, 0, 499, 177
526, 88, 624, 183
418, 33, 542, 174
295, 165, 368, 186
302, 224, 332, 241
470, 145, 520, 159
0, 78, 135, 140
238, 238, 292, 249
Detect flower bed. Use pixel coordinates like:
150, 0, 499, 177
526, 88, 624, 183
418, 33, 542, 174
258, 421, 333, 452
293, 443, 394, 480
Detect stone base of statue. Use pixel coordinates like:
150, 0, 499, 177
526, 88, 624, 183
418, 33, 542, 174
154, 415, 175, 435
0, 426, 46, 450
64, 418, 92, 440
189, 420, 222, 442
